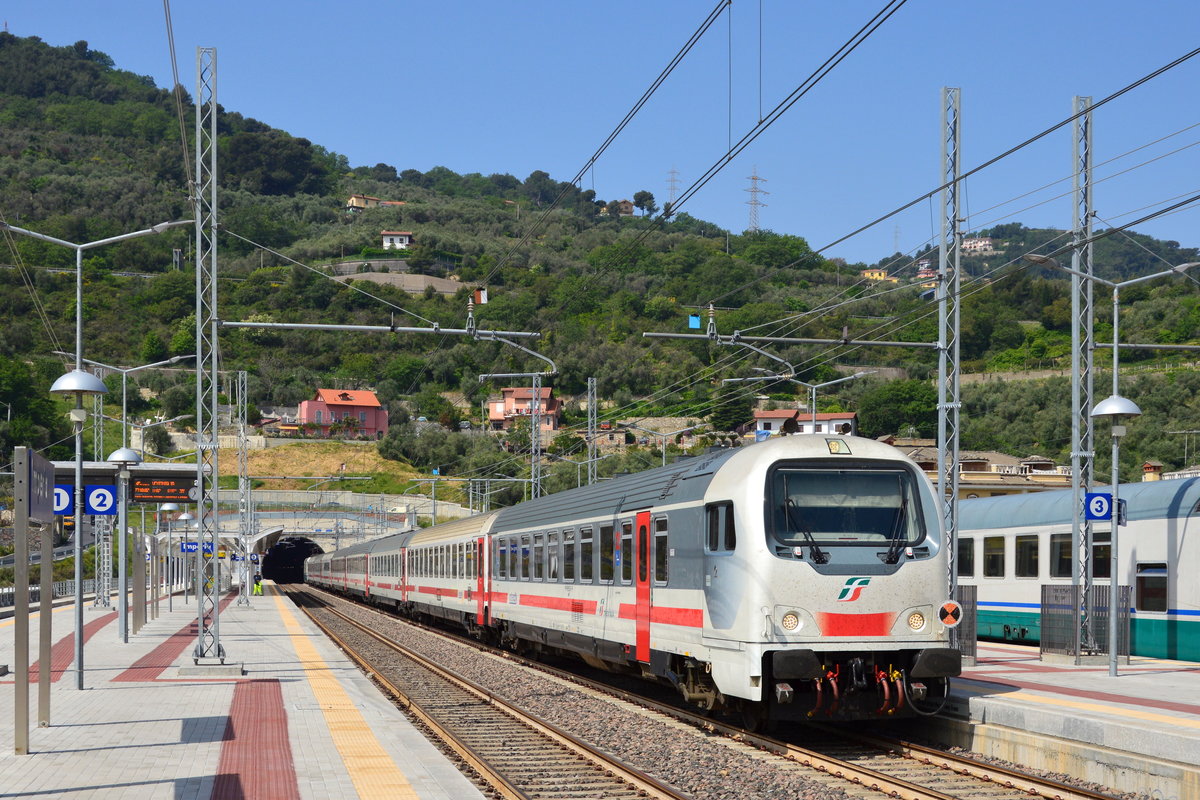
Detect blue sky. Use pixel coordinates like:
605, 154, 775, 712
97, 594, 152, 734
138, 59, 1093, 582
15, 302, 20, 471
8, 2, 1200, 265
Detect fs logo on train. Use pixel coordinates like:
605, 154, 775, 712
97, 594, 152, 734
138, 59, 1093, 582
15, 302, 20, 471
837, 577, 871, 602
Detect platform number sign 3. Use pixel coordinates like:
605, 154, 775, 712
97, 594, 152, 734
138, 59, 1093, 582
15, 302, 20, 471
1084, 492, 1113, 521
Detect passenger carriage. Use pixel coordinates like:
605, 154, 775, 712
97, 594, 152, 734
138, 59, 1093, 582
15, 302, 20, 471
957, 477, 1200, 661
308, 435, 962, 721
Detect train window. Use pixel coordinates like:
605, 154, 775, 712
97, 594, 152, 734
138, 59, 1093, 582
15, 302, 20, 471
705, 502, 736, 552
580, 528, 594, 582
508, 537, 518, 579
494, 540, 504, 579
533, 533, 545, 580
1136, 563, 1168, 612
638, 523, 649, 583
548, 531, 560, 581
520, 534, 531, 580
768, 466, 925, 547
1049, 534, 1072, 578
600, 525, 614, 582
1015, 535, 1039, 578
466, 542, 475, 579
957, 537, 974, 577
563, 530, 576, 582
654, 518, 668, 584
621, 522, 634, 584
983, 536, 1005, 577
1092, 532, 1111, 579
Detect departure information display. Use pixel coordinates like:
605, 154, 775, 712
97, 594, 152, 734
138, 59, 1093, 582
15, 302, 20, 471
130, 476, 195, 503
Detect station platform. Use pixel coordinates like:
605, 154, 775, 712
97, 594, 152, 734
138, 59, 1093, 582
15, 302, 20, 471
937, 640, 1200, 797
0, 584, 484, 800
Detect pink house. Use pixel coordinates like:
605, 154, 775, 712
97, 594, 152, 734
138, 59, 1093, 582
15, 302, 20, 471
488, 387, 562, 432
298, 389, 389, 439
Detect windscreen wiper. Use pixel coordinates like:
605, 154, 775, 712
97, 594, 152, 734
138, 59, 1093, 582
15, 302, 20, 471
784, 498, 828, 564
883, 495, 908, 564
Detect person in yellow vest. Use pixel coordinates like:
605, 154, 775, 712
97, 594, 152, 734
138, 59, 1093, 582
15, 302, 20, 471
253, 573, 263, 596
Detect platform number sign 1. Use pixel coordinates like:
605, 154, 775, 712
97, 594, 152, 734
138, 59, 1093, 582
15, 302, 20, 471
53, 485, 74, 516
84, 485, 118, 516
1084, 492, 1113, 521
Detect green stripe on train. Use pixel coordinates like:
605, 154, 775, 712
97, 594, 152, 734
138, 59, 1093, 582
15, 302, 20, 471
976, 610, 1200, 661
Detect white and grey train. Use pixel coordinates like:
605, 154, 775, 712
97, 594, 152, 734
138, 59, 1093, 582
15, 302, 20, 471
305, 435, 961, 722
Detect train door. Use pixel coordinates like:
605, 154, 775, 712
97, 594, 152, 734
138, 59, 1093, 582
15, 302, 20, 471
635, 510, 652, 663
476, 536, 488, 625
401, 547, 408, 603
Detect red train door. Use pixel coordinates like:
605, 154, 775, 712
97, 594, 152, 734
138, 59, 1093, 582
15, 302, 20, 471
401, 548, 408, 603
475, 536, 487, 625
635, 510, 652, 663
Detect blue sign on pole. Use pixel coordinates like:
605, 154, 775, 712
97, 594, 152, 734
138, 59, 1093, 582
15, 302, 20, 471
202, 542, 215, 555
181, 542, 199, 553
1084, 492, 1113, 521
53, 484, 74, 516
84, 485, 117, 516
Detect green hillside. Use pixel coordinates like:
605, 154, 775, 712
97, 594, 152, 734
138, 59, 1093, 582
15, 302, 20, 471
3, 33, 1200, 483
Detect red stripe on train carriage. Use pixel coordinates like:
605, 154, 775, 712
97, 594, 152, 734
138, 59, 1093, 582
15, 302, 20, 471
618, 603, 704, 628
815, 611, 896, 636
518, 594, 599, 613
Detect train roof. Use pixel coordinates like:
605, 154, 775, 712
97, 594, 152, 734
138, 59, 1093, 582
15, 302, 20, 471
488, 447, 742, 532
958, 477, 1200, 530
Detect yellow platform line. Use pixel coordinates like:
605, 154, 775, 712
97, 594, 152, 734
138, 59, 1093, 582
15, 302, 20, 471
274, 590, 420, 799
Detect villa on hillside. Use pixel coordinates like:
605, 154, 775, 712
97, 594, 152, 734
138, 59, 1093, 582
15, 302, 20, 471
298, 389, 389, 439
487, 387, 563, 432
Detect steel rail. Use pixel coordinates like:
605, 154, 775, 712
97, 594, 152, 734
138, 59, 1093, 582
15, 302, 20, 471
289, 588, 688, 800
304, 585, 1120, 800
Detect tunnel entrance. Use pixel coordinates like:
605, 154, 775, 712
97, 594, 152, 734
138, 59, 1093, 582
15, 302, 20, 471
261, 537, 324, 583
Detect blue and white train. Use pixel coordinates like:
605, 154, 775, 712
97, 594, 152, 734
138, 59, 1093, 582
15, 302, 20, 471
958, 477, 1200, 661
306, 435, 962, 723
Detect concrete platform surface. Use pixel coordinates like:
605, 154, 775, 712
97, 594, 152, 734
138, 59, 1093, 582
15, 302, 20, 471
938, 640, 1200, 797
0, 584, 485, 800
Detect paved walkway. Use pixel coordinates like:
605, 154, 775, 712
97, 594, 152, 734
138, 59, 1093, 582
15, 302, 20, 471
0, 584, 484, 800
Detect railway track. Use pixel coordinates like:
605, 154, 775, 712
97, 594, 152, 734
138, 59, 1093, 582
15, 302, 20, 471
285, 586, 688, 800
293, 585, 1128, 800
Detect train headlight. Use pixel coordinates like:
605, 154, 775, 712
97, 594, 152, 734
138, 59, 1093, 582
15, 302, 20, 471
907, 611, 926, 631
781, 611, 801, 631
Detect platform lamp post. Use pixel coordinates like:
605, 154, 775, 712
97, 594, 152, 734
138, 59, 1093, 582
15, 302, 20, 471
177, 511, 195, 606
107, 446, 141, 643
1090, 395, 1139, 677
157, 502, 180, 615
48, 369, 107, 690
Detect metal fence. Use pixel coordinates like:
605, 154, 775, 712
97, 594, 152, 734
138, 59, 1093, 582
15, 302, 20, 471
0, 579, 99, 609
952, 584, 977, 665
1040, 584, 1130, 663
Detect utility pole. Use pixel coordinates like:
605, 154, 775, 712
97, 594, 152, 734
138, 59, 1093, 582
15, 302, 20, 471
745, 167, 768, 233
193, 45, 224, 663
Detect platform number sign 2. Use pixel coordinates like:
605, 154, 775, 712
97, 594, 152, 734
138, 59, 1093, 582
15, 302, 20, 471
85, 485, 118, 516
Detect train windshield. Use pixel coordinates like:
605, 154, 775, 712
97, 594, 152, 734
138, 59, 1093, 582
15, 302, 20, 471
768, 466, 925, 549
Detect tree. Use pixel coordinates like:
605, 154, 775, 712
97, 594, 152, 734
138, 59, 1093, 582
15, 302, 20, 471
632, 190, 658, 217
857, 380, 938, 439
709, 385, 753, 432
140, 331, 168, 364
143, 425, 173, 455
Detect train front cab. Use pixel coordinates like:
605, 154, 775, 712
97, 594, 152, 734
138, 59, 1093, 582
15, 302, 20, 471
702, 445, 961, 721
